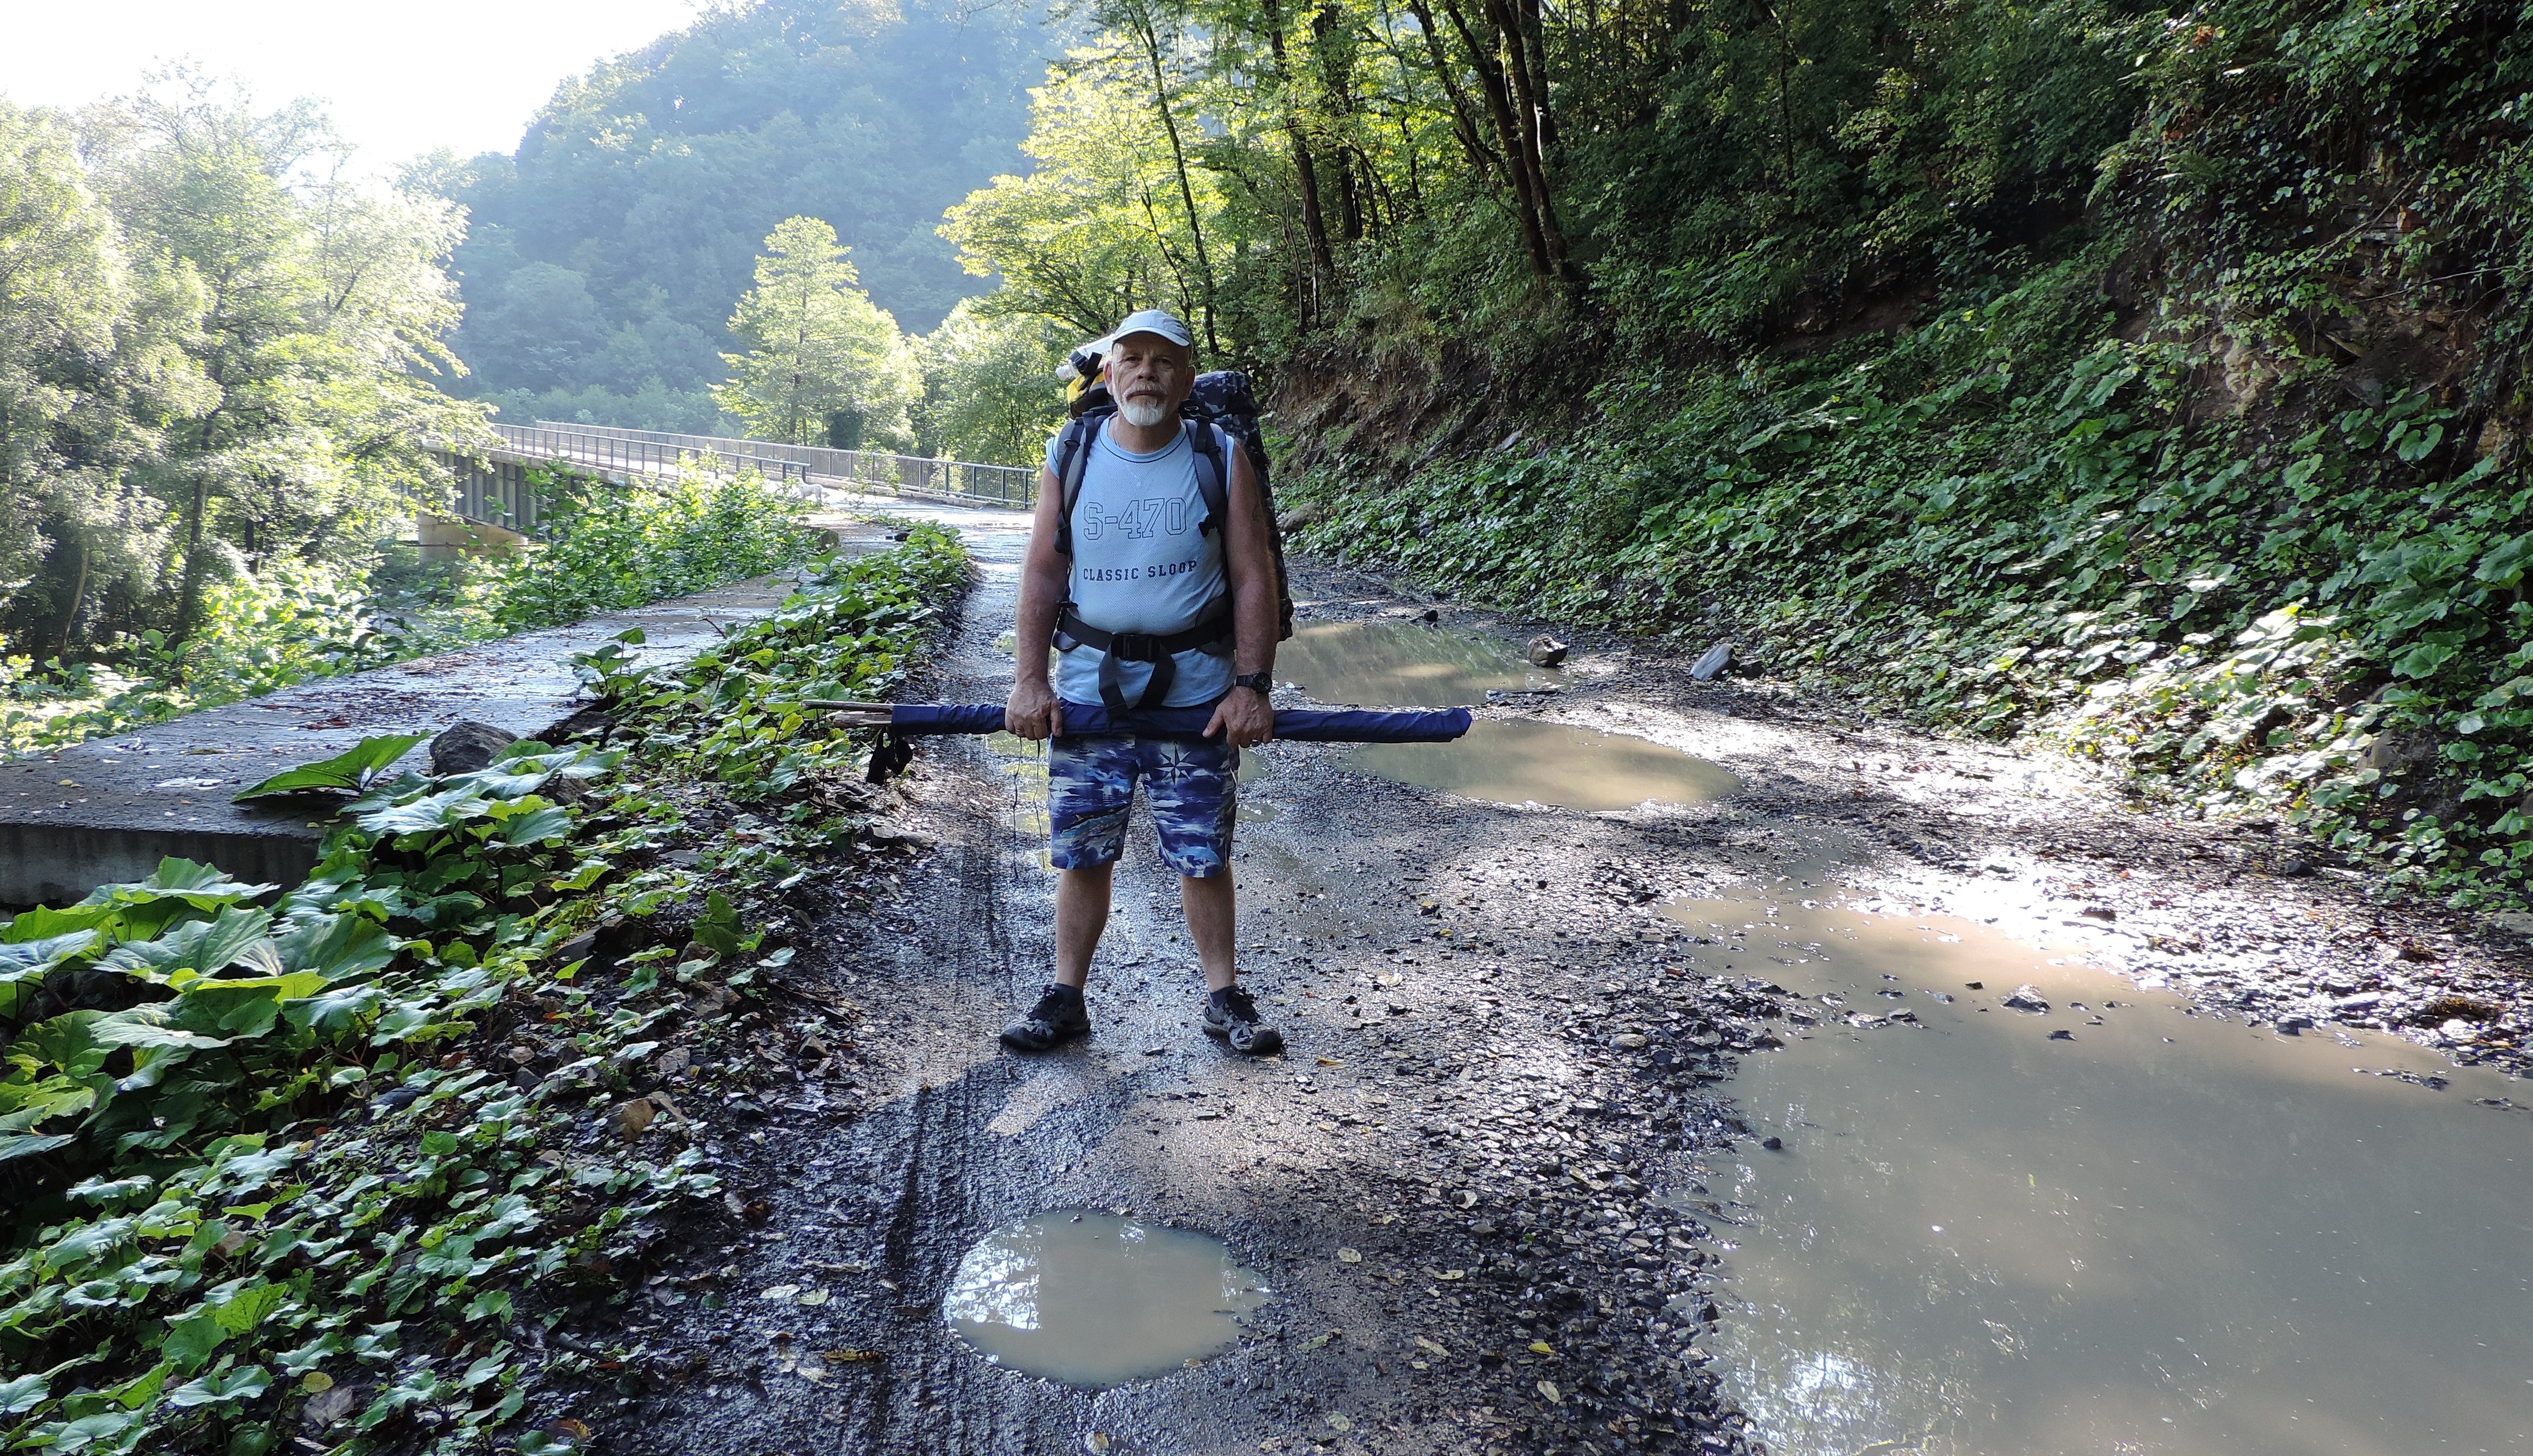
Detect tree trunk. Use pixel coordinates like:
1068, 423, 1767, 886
171, 474, 210, 651
1406, 0, 1502, 182
1131, 10, 1224, 356
1486, 0, 1574, 281
1137, 181, 1204, 323
58, 542, 89, 657
1441, 0, 1554, 279
1261, 0, 1339, 321
1312, 5, 1367, 243
1515, 0, 1558, 152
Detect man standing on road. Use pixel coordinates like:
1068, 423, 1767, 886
999, 309, 1285, 1056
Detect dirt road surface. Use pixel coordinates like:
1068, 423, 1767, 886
593, 503, 2529, 1456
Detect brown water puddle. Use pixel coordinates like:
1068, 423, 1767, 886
1346, 718, 1739, 811
1661, 884, 2533, 1456
942, 1211, 1272, 1386
1276, 618, 1554, 705
1275, 618, 1734, 808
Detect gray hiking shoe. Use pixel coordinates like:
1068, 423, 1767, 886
1203, 985, 1283, 1055
1001, 984, 1090, 1051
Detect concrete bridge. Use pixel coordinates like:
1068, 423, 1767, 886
425, 422, 1037, 547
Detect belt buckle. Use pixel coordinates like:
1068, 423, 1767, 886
1113, 631, 1155, 659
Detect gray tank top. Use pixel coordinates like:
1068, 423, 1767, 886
1043, 421, 1230, 708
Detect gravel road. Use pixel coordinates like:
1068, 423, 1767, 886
583, 506, 2530, 1456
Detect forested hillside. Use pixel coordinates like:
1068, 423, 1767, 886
425, 0, 1049, 434
945, 0, 2533, 905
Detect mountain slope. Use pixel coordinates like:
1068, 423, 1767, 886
433, 0, 1050, 431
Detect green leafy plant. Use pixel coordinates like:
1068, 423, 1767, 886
567, 631, 656, 706
232, 734, 431, 802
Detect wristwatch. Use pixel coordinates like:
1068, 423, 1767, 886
1232, 671, 1273, 696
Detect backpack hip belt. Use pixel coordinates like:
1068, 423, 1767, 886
1056, 601, 1234, 712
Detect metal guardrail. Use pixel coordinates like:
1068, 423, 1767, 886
508, 422, 1039, 508
487, 423, 823, 497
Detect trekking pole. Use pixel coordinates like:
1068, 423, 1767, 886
778, 699, 895, 727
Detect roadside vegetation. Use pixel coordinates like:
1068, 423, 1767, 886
3, 463, 822, 756
0, 524, 967, 1456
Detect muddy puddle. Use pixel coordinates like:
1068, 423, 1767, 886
1275, 618, 1735, 808
1346, 718, 1738, 811
1661, 884, 2533, 1456
1276, 618, 1554, 705
942, 1211, 1272, 1386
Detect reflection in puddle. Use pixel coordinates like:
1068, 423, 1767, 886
1276, 618, 1552, 706
943, 1212, 1272, 1386
1661, 886, 2533, 1456
1346, 718, 1738, 810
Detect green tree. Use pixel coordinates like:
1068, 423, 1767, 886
79, 72, 484, 643
0, 102, 139, 609
0, 99, 207, 655
425, 0, 1047, 428
915, 301, 1071, 464
941, 45, 1235, 344
715, 216, 920, 448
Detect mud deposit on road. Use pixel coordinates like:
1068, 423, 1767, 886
595, 511, 2528, 1456
1664, 875, 2532, 1455
944, 1212, 1273, 1386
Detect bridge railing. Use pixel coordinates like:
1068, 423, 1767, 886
510, 422, 1039, 508
489, 423, 825, 497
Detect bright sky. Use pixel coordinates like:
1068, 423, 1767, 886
0, 0, 706, 172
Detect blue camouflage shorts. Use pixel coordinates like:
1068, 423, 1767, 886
1046, 727, 1237, 878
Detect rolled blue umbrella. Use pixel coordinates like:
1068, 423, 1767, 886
885, 701, 1471, 743
797, 698, 1471, 781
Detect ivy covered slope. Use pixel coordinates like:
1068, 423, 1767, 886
0, 525, 967, 1455
1282, 0, 2533, 908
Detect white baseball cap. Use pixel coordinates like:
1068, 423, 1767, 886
1106, 308, 1194, 350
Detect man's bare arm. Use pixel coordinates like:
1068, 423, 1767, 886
1007, 466, 1067, 740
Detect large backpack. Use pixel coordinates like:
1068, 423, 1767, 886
1049, 369, 1296, 645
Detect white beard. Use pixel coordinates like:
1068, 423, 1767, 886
1118, 397, 1170, 428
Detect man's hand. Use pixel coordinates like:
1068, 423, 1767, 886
1007, 676, 1064, 740
1205, 685, 1274, 749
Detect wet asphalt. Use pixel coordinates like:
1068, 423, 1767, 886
596, 502, 2531, 1456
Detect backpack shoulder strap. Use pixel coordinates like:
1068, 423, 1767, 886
1051, 413, 1103, 558
1186, 420, 1228, 537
